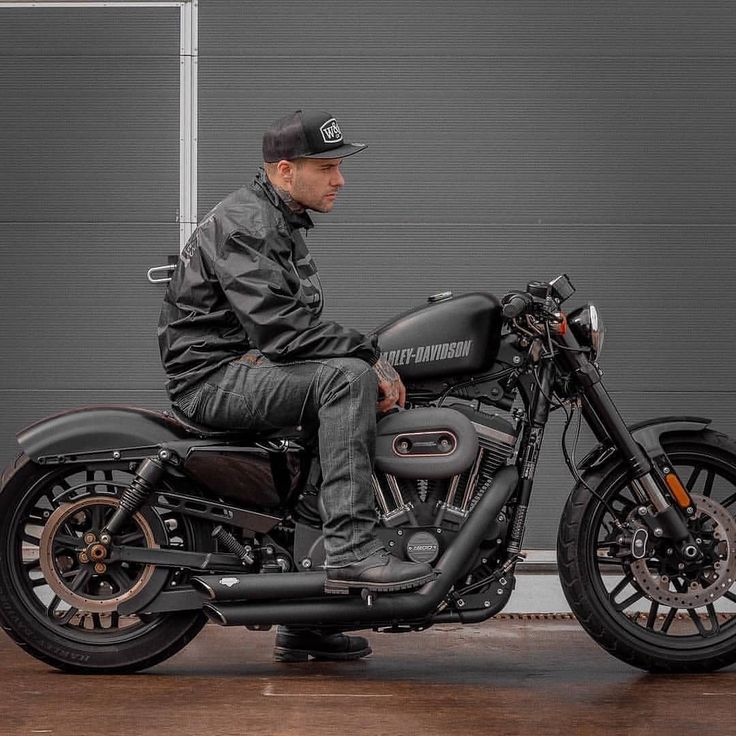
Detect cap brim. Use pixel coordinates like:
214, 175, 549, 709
305, 142, 367, 159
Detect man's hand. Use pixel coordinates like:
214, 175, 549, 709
372, 357, 406, 413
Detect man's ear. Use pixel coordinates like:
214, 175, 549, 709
276, 159, 294, 183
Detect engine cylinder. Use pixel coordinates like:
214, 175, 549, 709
440, 404, 518, 514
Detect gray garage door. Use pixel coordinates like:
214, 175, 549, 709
197, 0, 736, 547
2, 1, 735, 549
0, 6, 180, 469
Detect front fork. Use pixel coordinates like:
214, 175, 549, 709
557, 330, 702, 560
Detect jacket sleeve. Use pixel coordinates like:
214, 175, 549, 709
213, 229, 380, 364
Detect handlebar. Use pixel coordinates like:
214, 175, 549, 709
501, 292, 534, 319
502, 275, 575, 321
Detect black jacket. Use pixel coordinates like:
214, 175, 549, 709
158, 169, 379, 399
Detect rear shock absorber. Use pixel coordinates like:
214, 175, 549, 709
102, 457, 166, 537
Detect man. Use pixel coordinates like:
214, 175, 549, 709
158, 110, 433, 662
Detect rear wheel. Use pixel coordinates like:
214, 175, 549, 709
0, 454, 207, 673
558, 431, 736, 672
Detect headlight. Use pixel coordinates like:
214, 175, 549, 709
567, 304, 605, 360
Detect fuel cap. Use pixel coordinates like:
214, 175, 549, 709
428, 291, 453, 303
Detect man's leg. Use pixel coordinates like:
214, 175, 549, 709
192, 351, 434, 659
192, 353, 383, 662
195, 352, 384, 563
196, 352, 433, 585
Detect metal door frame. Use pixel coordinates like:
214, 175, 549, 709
0, 0, 198, 250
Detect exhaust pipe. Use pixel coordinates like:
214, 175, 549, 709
202, 465, 518, 628
191, 571, 327, 602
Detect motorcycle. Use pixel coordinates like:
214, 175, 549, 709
2, 273, 736, 674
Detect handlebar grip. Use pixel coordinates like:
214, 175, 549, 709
502, 292, 532, 319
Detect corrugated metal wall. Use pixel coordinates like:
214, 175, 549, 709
0, 7, 180, 468
2, 1, 735, 548
197, 0, 736, 546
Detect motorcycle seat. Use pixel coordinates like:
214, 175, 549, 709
165, 405, 305, 443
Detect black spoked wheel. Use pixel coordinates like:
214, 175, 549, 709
0, 454, 207, 673
558, 430, 736, 672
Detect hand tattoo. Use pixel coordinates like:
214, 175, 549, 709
372, 357, 400, 384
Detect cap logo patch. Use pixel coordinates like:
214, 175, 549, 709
320, 118, 343, 144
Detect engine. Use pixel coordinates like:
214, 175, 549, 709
370, 403, 518, 562
292, 403, 519, 572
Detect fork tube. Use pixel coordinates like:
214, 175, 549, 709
556, 331, 690, 536
556, 330, 653, 479
580, 395, 610, 444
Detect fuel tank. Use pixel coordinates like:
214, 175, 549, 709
375, 292, 502, 381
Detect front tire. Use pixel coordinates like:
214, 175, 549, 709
558, 430, 736, 673
0, 454, 207, 673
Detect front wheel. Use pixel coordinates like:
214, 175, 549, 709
0, 454, 207, 673
558, 430, 736, 672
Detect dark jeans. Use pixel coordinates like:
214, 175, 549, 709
175, 350, 385, 567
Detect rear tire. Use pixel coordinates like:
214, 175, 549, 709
558, 430, 736, 673
0, 454, 207, 673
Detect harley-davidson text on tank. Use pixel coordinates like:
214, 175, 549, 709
382, 339, 474, 367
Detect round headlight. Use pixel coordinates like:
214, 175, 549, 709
567, 304, 605, 360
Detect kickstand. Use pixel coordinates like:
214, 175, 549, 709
360, 588, 376, 607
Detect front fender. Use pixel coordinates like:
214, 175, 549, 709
17, 405, 188, 464
577, 416, 712, 472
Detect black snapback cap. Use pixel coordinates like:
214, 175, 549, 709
262, 110, 367, 162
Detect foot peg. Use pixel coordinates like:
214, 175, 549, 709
320, 586, 377, 606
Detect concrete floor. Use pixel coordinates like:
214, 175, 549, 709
2, 619, 736, 736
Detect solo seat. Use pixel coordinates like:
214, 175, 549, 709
164, 405, 305, 444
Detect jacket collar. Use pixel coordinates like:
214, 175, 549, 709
253, 168, 314, 231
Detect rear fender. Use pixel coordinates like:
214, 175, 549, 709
577, 415, 712, 472
17, 405, 189, 465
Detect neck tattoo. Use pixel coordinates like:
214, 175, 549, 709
273, 183, 305, 213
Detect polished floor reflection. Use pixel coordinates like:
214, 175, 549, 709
1, 618, 735, 736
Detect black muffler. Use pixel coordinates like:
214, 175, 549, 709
202, 465, 518, 628
191, 571, 327, 602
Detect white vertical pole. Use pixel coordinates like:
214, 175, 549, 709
179, 0, 197, 250
189, 0, 198, 246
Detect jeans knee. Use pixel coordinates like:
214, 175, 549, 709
319, 357, 377, 403
325, 357, 375, 383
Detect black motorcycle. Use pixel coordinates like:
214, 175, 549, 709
2, 274, 736, 673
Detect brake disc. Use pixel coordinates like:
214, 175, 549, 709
39, 496, 158, 613
630, 493, 736, 609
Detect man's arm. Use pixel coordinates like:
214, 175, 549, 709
213, 230, 379, 365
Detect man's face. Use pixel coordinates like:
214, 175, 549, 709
288, 157, 345, 213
